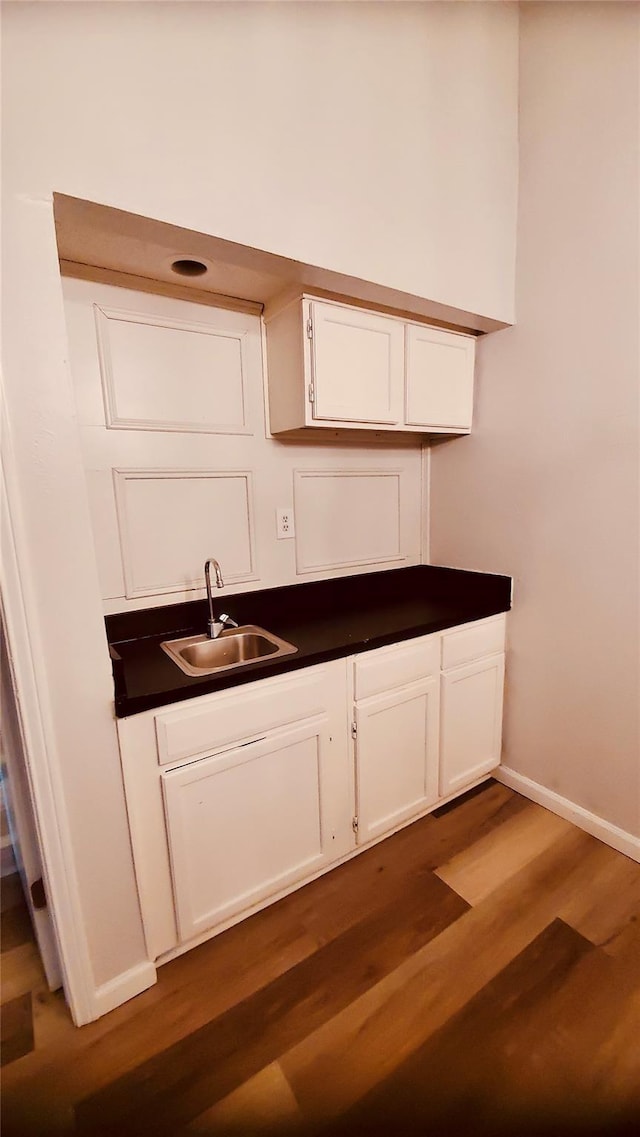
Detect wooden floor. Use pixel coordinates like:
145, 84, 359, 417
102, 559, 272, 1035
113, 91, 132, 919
2, 780, 639, 1136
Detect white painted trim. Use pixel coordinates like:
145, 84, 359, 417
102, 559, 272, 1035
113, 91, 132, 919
92, 960, 157, 1019
94, 304, 251, 434
259, 316, 273, 440
112, 467, 258, 598
0, 393, 96, 1024
495, 766, 640, 862
421, 441, 430, 565
0, 607, 63, 989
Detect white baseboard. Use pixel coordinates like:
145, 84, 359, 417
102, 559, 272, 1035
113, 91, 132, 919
90, 960, 157, 1021
496, 766, 640, 863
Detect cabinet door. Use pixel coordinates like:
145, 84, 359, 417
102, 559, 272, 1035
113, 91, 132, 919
440, 654, 505, 797
405, 324, 475, 430
162, 715, 349, 942
355, 677, 439, 845
310, 301, 404, 425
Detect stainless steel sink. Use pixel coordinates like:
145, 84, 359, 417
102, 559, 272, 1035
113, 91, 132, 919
161, 625, 298, 677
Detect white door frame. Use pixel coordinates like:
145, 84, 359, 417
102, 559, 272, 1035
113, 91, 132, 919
1, 388, 98, 1024
0, 610, 63, 990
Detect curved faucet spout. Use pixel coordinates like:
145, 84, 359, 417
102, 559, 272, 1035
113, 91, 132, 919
204, 559, 233, 638
205, 557, 224, 591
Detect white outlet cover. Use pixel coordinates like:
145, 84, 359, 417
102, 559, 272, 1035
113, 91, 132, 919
276, 507, 295, 539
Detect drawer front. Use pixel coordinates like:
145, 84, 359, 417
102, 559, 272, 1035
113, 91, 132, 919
354, 634, 439, 701
441, 615, 506, 671
155, 665, 328, 765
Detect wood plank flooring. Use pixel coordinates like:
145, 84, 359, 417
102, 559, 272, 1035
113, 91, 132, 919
2, 780, 639, 1136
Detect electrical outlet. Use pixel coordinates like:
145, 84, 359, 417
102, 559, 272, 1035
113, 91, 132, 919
276, 507, 295, 540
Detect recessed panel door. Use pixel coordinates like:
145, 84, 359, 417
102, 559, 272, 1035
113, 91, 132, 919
405, 324, 475, 430
310, 301, 404, 425
162, 715, 344, 942
355, 678, 439, 845
440, 654, 505, 796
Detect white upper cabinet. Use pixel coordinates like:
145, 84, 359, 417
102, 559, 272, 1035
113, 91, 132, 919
405, 323, 475, 431
265, 294, 476, 436
310, 301, 404, 425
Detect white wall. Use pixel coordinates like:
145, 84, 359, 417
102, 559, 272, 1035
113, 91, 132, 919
430, 2, 640, 838
1, 0, 518, 324
0, 0, 519, 1015
62, 279, 424, 612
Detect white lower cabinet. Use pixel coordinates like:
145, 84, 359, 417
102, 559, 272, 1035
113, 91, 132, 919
355, 677, 439, 845
439, 615, 506, 797
162, 714, 342, 941
352, 632, 441, 845
118, 659, 352, 961
117, 615, 506, 963
440, 654, 505, 797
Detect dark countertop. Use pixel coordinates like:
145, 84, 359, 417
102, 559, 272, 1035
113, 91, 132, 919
106, 565, 512, 718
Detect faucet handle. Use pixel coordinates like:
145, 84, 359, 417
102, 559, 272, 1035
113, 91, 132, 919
208, 613, 238, 639
218, 613, 239, 629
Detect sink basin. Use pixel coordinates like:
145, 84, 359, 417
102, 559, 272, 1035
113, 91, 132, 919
161, 625, 298, 677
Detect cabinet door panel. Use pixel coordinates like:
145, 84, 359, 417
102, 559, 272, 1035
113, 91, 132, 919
162, 716, 340, 941
440, 654, 505, 796
311, 301, 403, 425
405, 324, 474, 430
355, 678, 439, 844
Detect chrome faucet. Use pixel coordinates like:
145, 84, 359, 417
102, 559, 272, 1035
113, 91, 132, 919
204, 558, 238, 639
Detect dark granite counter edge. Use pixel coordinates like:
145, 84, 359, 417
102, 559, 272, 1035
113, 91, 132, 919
107, 565, 512, 718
